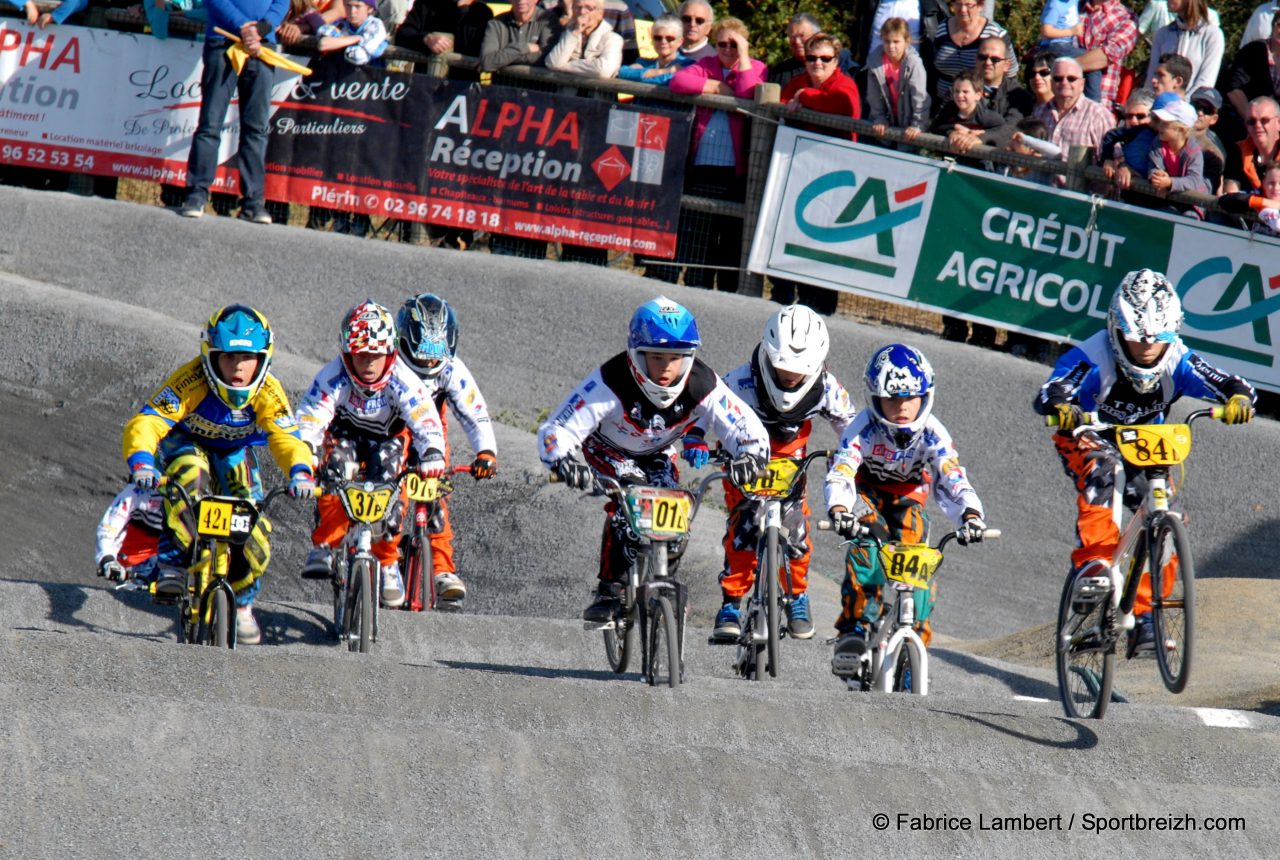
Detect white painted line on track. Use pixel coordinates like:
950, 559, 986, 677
1013, 695, 1051, 703
1193, 708, 1252, 728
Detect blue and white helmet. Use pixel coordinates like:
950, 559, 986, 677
627, 296, 701, 409
1108, 269, 1183, 394
200, 304, 274, 410
864, 343, 934, 447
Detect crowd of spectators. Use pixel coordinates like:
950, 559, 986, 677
8, 0, 1280, 348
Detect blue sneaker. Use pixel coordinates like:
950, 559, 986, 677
787, 592, 814, 639
713, 600, 741, 642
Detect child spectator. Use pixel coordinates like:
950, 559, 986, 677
1102, 89, 1165, 193
1005, 117, 1060, 186
1219, 162, 1280, 236
1038, 0, 1101, 100
1148, 97, 1207, 217
930, 69, 1004, 145
865, 17, 929, 146
1149, 52, 1191, 97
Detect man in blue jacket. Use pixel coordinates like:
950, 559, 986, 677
180, 0, 291, 224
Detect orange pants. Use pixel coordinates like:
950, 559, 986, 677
719, 481, 812, 600
312, 425, 410, 566
405, 494, 456, 575
1052, 432, 1174, 615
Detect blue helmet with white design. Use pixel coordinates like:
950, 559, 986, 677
626, 296, 701, 408
1108, 269, 1183, 394
200, 304, 274, 409
396, 293, 458, 380
864, 343, 934, 447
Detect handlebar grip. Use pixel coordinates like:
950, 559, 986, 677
980, 528, 1001, 540
1211, 405, 1226, 421
1044, 415, 1059, 428
548, 472, 561, 484
817, 520, 832, 531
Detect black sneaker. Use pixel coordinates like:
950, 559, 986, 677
178, 195, 207, 219
831, 625, 868, 678
239, 207, 272, 225
582, 583, 621, 624
1130, 613, 1156, 657
152, 565, 186, 604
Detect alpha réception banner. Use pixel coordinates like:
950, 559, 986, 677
750, 127, 1280, 392
0, 22, 690, 256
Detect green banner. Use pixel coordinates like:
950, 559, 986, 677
749, 128, 1280, 391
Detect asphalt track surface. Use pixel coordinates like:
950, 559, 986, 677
1, 186, 1278, 857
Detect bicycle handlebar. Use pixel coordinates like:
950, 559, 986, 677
816, 520, 1002, 548
1044, 406, 1225, 430
158, 478, 291, 516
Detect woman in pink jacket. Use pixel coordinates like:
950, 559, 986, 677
647, 17, 767, 292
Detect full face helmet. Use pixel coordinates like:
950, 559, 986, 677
200, 304, 275, 410
755, 305, 829, 415
627, 296, 702, 409
1108, 268, 1183, 394
395, 293, 458, 381
341, 300, 398, 396
864, 343, 934, 447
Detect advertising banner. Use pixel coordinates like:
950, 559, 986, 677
750, 127, 1280, 391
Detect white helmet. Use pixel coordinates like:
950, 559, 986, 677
1107, 269, 1183, 394
755, 305, 829, 414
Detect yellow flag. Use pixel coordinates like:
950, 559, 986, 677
216, 27, 312, 76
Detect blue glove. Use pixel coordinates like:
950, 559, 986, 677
681, 434, 710, 468
289, 473, 317, 499
132, 463, 159, 490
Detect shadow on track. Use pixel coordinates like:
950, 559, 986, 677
936, 709, 1100, 750
435, 659, 642, 683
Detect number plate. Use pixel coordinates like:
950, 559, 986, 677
879, 544, 943, 590
624, 487, 693, 540
1116, 423, 1191, 467
404, 473, 443, 502
341, 484, 395, 524
741, 457, 801, 498
196, 499, 234, 538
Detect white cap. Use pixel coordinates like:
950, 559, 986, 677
1153, 100, 1197, 127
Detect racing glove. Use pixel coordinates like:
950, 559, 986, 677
470, 451, 497, 480
728, 453, 766, 487
1051, 402, 1087, 433
288, 473, 317, 499
681, 433, 710, 469
97, 555, 127, 582
830, 510, 866, 539
555, 458, 593, 491
957, 510, 986, 545
420, 449, 447, 479
132, 463, 159, 490
1222, 394, 1255, 425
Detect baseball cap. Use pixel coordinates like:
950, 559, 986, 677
1152, 91, 1180, 111
1153, 99, 1197, 127
1190, 86, 1222, 113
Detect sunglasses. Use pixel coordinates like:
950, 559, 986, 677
652, 35, 678, 42
1194, 104, 1217, 115
805, 54, 835, 64
681, 14, 707, 24
977, 54, 1006, 64
1247, 116, 1277, 126
715, 40, 737, 48
1031, 68, 1052, 78
1052, 75, 1081, 83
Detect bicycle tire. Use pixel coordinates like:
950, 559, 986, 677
404, 526, 430, 612
891, 642, 922, 694
764, 525, 781, 679
646, 594, 680, 688
345, 559, 373, 653
1150, 513, 1195, 693
1055, 572, 1114, 719
604, 560, 639, 674
210, 587, 231, 649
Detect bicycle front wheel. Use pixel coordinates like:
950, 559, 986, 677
1055, 573, 1114, 719
891, 643, 922, 694
209, 587, 231, 648
404, 526, 431, 612
646, 594, 681, 688
764, 525, 781, 679
345, 559, 373, 653
1150, 513, 1195, 693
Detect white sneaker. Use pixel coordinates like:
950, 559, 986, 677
236, 605, 261, 645
434, 572, 466, 601
382, 563, 405, 608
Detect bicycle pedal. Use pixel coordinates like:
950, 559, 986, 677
583, 620, 615, 631
434, 598, 464, 612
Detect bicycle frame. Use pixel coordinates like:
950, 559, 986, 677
401, 465, 471, 612
328, 477, 405, 647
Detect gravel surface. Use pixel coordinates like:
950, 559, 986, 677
1, 186, 1279, 857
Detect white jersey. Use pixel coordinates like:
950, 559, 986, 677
95, 485, 161, 564
537, 353, 769, 465
296, 356, 446, 461
824, 412, 984, 526
419, 356, 497, 455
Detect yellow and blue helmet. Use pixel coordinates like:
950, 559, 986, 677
200, 304, 275, 409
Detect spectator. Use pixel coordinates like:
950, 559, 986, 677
1077, 0, 1139, 113
677, 0, 715, 61
1191, 87, 1226, 194
1219, 162, 1280, 235
855, 0, 948, 67
1005, 119, 1060, 186
278, 0, 338, 50
1039, 0, 1102, 102
780, 33, 861, 142
601, 0, 637, 63
546, 0, 621, 267
657, 16, 766, 292
1033, 56, 1116, 173
618, 14, 691, 85
930, 0, 1016, 103
865, 17, 930, 145
479, 0, 561, 258
1024, 48, 1056, 111
949, 35, 1033, 151
395, 0, 493, 82
769, 13, 855, 88
1146, 0, 1223, 95
14, 0, 87, 28
1137, 0, 1219, 43
1147, 98, 1207, 216
178, 0, 292, 222
1225, 96, 1280, 193
930, 68, 1003, 143
1226, 17, 1280, 131
1101, 88, 1161, 192
1240, 0, 1279, 48
1150, 52, 1192, 97
317, 0, 388, 65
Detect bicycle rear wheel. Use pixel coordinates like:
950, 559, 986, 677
604, 561, 640, 673
1055, 573, 1114, 719
764, 526, 781, 679
1150, 513, 1195, 693
646, 594, 681, 688
345, 559, 373, 653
